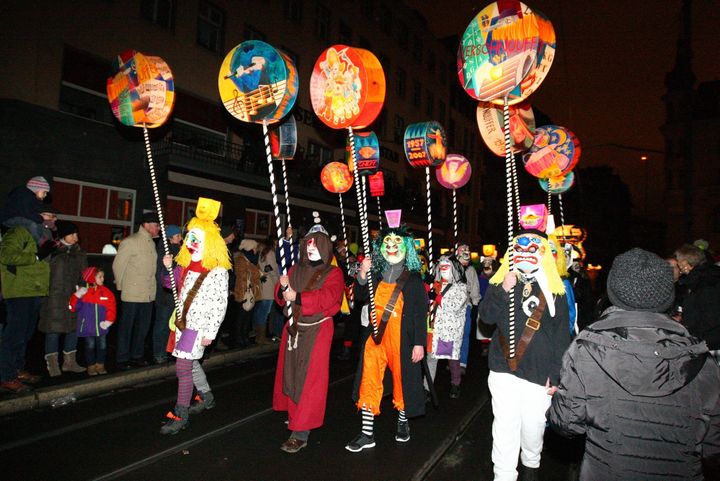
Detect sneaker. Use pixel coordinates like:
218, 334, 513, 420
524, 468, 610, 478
160, 406, 189, 435
188, 391, 215, 415
0, 379, 32, 394
395, 420, 410, 442
280, 437, 307, 453
345, 433, 376, 452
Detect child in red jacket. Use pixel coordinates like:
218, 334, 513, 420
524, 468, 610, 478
69, 267, 116, 375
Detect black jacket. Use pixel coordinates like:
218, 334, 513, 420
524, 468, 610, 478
678, 263, 720, 350
548, 308, 720, 481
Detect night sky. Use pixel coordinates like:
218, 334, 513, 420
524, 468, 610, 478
408, 0, 720, 219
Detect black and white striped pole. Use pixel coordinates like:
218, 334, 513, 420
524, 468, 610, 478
502, 97, 517, 360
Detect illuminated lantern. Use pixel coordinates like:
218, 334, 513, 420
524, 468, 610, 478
310, 45, 386, 129
457, 1, 556, 105
436, 154, 472, 189
351, 131, 380, 175
320, 162, 353, 194
477, 102, 535, 157
107, 50, 175, 128
523, 125, 581, 178
539, 171, 575, 194
270, 114, 297, 160
482, 244, 497, 257
519, 204, 548, 231
369, 171, 385, 197
404, 121, 447, 168
218, 40, 298, 124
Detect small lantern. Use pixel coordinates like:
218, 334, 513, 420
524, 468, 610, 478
369, 171, 385, 197
320, 162, 353, 194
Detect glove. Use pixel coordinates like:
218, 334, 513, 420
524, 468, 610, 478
75, 286, 88, 298
99, 321, 112, 330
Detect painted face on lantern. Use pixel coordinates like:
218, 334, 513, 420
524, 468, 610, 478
438, 259, 453, 281
307, 237, 321, 262
186, 228, 205, 262
381, 234, 406, 265
456, 244, 471, 265
512, 233, 545, 276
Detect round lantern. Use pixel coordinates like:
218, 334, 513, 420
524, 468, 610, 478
348, 131, 380, 176
457, 1, 556, 105
477, 102, 535, 157
369, 171, 385, 197
310, 45, 386, 129
107, 50, 175, 128
404, 121, 447, 168
436, 154, 472, 189
539, 171, 575, 194
218, 40, 298, 124
270, 114, 297, 160
523, 125, 581, 178
321, 162, 354, 194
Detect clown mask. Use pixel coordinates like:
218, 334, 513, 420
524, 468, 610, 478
381, 233, 406, 265
307, 237, 321, 262
438, 259, 453, 282
456, 244, 471, 265
185, 228, 206, 262
512, 233, 545, 277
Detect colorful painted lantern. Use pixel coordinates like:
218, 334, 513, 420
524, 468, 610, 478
436, 154, 472, 189
404, 121, 447, 168
320, 162, 354, 194
270, 114, 297, 160
477, 102, 535, 157
519, 204, 548, 231
107, 50, 175, 128
539, 171, 575, 194
368, 171, 385, 197
523, 125, 581, 178
350, 131, 380, 175
457, 1, 556, 105
218, 40, 298, 124
310, 45, 386, 129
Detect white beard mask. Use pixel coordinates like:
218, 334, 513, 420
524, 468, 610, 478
185, 228, 205, 263
307, 238, 321, 262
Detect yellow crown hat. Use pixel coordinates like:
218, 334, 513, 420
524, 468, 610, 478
195, 197, 221, 221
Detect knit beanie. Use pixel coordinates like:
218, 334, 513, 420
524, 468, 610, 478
82, 267, 98, 284
606, 248, 675, 312
166, 224, 181, 239
27, 176, 50, 193
56, 220, 79, 239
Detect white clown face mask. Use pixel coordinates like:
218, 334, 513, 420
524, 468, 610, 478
307, 237, 321, 262
438, 259, 453, 281
186, 228, 206, 263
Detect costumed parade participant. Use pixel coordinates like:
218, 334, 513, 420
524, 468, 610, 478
455, 243, 481, 371
272, 222, 344, 453
477, 229, 571, 481
548, 234, 577, 335
426, 255, 468, 398
346, 212, 428, 452
159, 198, 231, 435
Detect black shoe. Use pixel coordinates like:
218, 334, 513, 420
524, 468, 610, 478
519, 466, 539, 481
345, 433, 376, 452
395, 420, 410, 442
450, 384, 460, 399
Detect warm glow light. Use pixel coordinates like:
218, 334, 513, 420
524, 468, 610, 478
470, 252, 479, 261
587, 264, 602, 270
482, 244, 497, 257
440, 248, 450, 255
640, 156, 648, 161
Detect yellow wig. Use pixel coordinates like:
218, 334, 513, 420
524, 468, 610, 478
548, 234, 569, 278
490, 235, 565, 295
175, 198, 232, 271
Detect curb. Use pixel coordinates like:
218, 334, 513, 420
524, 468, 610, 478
0, 343, 279, 417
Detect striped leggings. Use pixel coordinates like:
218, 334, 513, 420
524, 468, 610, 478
175, 359, 210, 407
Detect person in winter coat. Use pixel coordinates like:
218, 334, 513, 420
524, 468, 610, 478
39, 221, 87, 377
426, 255, 468, 398
454, 243, 480, 371
232, 238, 262, 348
346, 218, 428, 453
548, 248, 720, 481
254, 240, 279, 345
0, 176, 51, 244
272, 223, 344, 453
159, 198, 230, 435
69, 267, 116, 376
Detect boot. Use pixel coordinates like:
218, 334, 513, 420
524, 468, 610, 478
95, 363, 107, 375
519, 466, 540, 481
61, 351, 86, 373
188, 390, 215, 415
160, 405, 189, 435
87, 364, 98, 376
255, 327, 270, 345
45, 353, 62, 377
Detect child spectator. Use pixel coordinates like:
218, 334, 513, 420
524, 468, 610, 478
69, 267, 116, 376
0, 176, 51, 243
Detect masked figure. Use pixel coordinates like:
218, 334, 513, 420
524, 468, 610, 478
548, 234, 577, 335
159, 198, 231, 435
454, 243, 480, 370
426, 255, 468, 398
272, 224, 344, 453
346, 220, 428, 452
477, 229, 571, 481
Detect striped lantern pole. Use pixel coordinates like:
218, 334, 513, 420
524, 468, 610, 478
425, 166, 434, 271
502, 97, 517, 360
280, 158, 295, 266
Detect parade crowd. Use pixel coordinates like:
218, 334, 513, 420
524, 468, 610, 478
2, 176, 720, 481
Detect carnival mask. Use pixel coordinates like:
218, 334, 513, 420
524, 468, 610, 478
512, 233, 544, 276
381, 234, 406, 265
438, 259, 453, 281
456, 244, 471, 265
185, 228, 205, 262
307, 237, 321, 262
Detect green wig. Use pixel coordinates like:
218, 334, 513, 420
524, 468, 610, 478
370, 224, 422, 276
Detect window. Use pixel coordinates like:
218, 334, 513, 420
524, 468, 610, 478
166, 196, 224, 228
307, 141, 333, 166
338, 21, 352, 44
141, 0, 175, 29
393, 115, 405, 144
52, 178, 136, 253
197, 1, 224, 53
59, 83, 114, 124
412, 81, 422, 107
244, 24, 266, 41
244, 209, 275, 238
425, 90, 434, 117
314, 3, 331, 40
284, 0, 303, 23
396, 67, 406, 99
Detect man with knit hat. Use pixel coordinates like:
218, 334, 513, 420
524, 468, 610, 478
548, 248, 720, 481
0, 176, 52, 243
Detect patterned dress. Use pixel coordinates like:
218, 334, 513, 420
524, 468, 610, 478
431, 281, 468, 360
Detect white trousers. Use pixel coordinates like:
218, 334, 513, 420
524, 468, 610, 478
487, 371, 551, 481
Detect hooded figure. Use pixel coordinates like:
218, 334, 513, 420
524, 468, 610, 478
548, 248, 720, 481
272, 224, 344, 453
477, 229, 571, 481
346, 221, 429, 453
